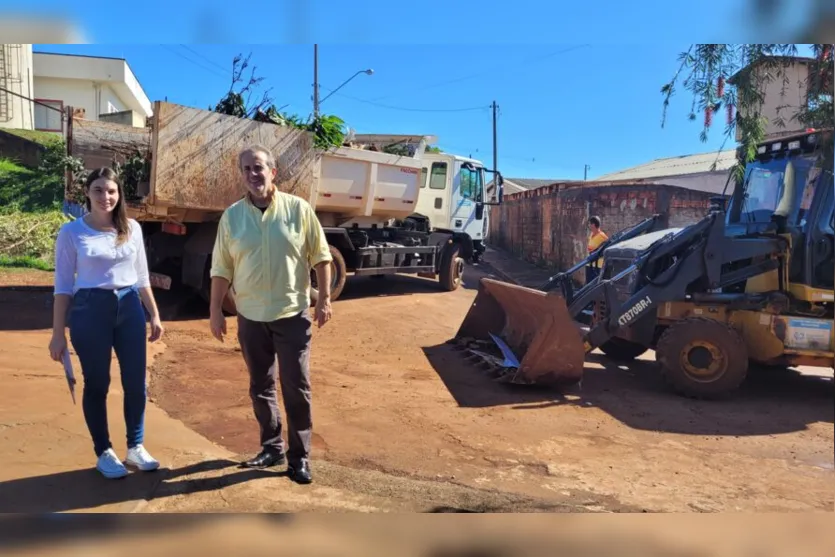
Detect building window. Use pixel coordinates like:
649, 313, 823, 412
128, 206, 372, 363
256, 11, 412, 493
107, 101, 119, 114
34, 99, 63, 132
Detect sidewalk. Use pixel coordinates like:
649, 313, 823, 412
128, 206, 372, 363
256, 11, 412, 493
481, 246, 556, 289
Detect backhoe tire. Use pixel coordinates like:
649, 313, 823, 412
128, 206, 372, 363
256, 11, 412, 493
310, 244, 347, 305
439, 243, 464, 292
656, 318, 749, 399
599, 338, 648, 362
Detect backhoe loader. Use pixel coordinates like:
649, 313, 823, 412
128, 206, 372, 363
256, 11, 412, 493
454, 128, 834, 398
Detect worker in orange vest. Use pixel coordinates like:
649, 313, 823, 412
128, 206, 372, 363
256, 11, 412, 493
585, 216, 608, 284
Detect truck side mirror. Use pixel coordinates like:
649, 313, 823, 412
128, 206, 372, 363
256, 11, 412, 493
494, 173, 504, 204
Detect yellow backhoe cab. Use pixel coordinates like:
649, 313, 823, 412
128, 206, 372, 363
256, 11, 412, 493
454, 129, 834, 398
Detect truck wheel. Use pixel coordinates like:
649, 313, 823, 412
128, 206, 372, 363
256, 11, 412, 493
439, 244, 464, 291
310, 244, 347, 304
599, 338, 648, 362
656, 318, 749, 399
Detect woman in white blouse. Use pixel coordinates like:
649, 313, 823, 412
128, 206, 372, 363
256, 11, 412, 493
49, 167, 164, 479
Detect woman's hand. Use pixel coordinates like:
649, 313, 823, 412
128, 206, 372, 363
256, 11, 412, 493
49, 333, 67, 362
149, 315, 164, 342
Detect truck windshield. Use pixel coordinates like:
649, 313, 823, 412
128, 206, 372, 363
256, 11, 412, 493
730, 155, 817, 226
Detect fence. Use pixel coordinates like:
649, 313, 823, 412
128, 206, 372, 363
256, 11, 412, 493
487, 181, 718, 279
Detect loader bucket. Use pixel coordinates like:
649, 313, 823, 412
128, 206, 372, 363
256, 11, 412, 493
452, 278, 587, 385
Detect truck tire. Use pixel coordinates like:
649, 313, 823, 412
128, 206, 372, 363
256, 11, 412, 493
439, 243, 464, 292
310, 244, 347, 304
656, 317, 749, 399
599, 338, 648, 362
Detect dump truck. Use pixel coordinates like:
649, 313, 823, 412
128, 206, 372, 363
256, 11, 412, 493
454, 128, 834, 398
64, 102, 504, 311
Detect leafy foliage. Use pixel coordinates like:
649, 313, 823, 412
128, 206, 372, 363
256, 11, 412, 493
112, 150, 151, 199
212, 52, 347, 150
383, 143, 443, 156
661, 44, 833, 181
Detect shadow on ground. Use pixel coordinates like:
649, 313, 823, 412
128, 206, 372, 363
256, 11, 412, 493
0, 458, 287, 514
152, 263, 495, 321
423, 342, 834, 437
0, 286, 54, 331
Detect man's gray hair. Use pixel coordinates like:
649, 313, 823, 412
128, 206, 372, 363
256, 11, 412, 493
238, 144, 276, 170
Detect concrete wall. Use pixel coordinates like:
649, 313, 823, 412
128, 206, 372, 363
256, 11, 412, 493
0, 44, 35, 130
487, 183, 716, 278
0, 129, 45, 168
99, 109, 146, 127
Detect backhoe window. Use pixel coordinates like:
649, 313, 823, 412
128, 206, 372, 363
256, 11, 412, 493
742, 167, 783, 220
736, 156, 815, 225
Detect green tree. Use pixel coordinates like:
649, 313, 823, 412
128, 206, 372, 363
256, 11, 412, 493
661, 44, 833, 180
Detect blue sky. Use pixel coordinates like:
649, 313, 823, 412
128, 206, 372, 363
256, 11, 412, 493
36, 42, 748, 181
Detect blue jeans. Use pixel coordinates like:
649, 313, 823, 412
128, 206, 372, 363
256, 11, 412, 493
68, 285, 147, 457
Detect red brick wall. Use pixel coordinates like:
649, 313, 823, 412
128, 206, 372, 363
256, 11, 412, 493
488, 182, 716, 276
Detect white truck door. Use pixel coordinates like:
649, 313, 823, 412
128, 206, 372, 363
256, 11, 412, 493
415, 160, 451, 229
450, 160, 484, 241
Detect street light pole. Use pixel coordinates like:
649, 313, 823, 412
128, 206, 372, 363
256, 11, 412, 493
319, 68, 375, 106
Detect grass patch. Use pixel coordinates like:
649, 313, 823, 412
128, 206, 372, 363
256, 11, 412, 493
0, 157, 64, 212
1, 128, 62, 147
0, 255, 53, 271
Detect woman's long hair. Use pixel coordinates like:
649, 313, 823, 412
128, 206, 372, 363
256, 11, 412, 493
84, 167, 130, 245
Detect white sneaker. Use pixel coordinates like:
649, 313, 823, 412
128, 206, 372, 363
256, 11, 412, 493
97, 448, 129, 479
125, 444, 160, 472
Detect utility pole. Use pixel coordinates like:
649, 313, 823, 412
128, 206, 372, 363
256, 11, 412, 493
584, 164, 591, 181
491, 100, 498, 173
313, 44, 320, 118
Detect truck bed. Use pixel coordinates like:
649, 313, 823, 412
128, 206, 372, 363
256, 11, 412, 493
67, 101, 319, 222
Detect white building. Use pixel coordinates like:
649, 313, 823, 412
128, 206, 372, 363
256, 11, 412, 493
0, 45, 152, 134
0, 44, 36, 130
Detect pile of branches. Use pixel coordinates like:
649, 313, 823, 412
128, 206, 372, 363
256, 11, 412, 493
212, 53, 347, 150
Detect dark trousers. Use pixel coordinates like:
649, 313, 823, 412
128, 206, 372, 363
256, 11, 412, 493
68, 285, 147, 457
585, 265, 600, 285
237, 311, 313, 463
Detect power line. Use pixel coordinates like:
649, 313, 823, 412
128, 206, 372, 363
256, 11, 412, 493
368, 44, 592, 103
178, 44, 229, 73
319, 86, 489, 113
159, 45, 228, 80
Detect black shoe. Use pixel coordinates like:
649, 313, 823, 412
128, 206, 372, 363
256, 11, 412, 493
242, 449, 286, 469
287, 459, 312, 484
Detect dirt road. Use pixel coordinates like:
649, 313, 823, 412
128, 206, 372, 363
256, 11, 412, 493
1, 266, 832, 512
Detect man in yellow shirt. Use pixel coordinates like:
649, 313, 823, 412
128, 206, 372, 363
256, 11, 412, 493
586, 216, 608, 284
209, 144, 334, 485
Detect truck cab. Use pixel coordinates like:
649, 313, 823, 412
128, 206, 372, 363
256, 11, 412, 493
415, 153, 499, 262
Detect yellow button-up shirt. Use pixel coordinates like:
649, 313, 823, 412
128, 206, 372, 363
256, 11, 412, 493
210, 190, 333, 322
